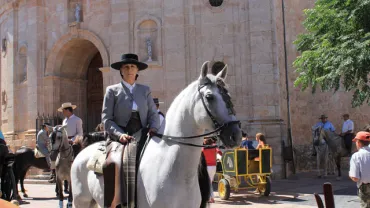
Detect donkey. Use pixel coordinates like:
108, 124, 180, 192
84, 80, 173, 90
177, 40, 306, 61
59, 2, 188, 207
319, 128, 348, 180
49, 125, 73, 208
312, 126, 336, 178
71, 61, 241, 208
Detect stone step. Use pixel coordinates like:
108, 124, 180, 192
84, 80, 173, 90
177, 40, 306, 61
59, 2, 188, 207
24, 179, 51, 185
26, 173, 51, 180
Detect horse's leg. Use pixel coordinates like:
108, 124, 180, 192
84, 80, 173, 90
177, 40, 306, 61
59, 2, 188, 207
20, 170, 28, 198
335, 155, 342, 180
56, 177, 64, 208
316, 147, 322, 178
67, 180, 73, 208
323, 147, 328, 177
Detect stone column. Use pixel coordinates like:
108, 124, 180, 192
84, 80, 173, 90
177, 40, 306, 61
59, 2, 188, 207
99, 66, 114, 92
248, 0, 284, 179
163, 0, 187, 103
25, 0, 43, 135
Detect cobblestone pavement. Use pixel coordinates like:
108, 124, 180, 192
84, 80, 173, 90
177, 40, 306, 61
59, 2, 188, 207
17, 172, 359, 208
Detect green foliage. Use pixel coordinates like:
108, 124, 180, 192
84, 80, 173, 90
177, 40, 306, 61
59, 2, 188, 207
293, 0, 370, 107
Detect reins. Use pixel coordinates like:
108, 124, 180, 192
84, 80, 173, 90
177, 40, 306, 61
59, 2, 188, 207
150, 77, 240, 148
50, 130, 73, 159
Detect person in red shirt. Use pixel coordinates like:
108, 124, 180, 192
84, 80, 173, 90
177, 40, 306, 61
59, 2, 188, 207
202, 136, 222, 203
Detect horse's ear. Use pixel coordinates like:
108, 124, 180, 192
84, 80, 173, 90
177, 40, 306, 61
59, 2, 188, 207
59, 124, 68, 131
45, 125, 54, 132
216, 64, 228, 80
199, 61, 210, 79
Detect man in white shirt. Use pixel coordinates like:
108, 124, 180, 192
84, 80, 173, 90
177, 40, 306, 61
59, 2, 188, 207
54, 102, 83, 191
153, 98, 165, 133
340, 113, 355, 156
349, 131, 370, 207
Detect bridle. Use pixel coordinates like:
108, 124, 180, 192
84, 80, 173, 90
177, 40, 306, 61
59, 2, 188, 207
152, 77, 240, 148
50, 129, 73, 159
313, 127, 327, 146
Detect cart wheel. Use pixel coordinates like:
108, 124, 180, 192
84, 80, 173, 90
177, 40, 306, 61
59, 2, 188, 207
258, 177, 271, 196
218, 179, 230, 200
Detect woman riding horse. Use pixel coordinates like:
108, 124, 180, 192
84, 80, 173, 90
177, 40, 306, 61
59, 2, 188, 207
101, 53, 159, 207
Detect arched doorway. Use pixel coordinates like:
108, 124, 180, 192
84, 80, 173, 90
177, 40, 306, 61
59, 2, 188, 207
86, 53, 103, 132
44, 31, 109, 133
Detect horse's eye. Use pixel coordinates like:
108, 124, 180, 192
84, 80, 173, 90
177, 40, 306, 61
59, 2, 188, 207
205, 94, 214, 101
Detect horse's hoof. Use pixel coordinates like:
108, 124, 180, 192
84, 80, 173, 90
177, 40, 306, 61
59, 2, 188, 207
59, 200, 64, 208
23, 193, 28, 198
11, 200, 20, 206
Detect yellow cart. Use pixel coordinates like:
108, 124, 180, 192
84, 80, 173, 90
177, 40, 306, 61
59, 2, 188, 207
216, 146, 272, 200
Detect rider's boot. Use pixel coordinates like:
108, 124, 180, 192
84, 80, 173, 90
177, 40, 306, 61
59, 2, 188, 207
48, 169, 56, 183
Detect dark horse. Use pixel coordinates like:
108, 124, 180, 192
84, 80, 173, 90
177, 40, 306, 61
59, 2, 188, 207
13, 147, 50, 198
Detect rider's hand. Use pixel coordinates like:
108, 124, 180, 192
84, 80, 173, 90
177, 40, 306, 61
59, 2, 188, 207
68, 139, 73, 145
119, 134, 133, 143
148, 128, 157, 136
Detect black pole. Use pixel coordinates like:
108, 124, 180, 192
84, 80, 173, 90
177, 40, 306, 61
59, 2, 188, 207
281, 0, 296, 174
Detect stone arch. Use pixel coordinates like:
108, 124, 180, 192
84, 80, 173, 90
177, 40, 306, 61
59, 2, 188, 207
45, 29, 109, 77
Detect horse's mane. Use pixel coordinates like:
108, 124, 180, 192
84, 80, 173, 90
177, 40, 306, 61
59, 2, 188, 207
166, 74, 224, 117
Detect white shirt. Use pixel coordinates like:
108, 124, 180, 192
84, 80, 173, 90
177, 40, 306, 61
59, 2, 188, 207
349, 146, 370, 187
62, 114, 83, 141
122, 80, 138, 111
158, 109, 164, 126
342, 119, 354, 133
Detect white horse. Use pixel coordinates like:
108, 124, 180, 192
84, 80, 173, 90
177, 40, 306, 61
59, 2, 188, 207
312, 126, 336, 178
49, 125, 73, 208
71, 61, 242, 208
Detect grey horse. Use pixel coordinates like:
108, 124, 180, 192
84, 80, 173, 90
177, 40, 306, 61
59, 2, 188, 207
312, 126, 336, 178
318, 128, 348, 180
49, 125, 73, 208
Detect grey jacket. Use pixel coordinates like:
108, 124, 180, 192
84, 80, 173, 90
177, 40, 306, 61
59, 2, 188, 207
102, 82, 160, 140
36, 129, 50, 156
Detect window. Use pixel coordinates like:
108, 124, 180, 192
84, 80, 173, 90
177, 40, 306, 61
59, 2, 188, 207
209, 0, 223, 7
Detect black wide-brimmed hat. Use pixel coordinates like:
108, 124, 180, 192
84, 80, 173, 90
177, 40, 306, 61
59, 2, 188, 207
153, 98, 164, 105
111, 53, 148, 71
319, 114, 328, 119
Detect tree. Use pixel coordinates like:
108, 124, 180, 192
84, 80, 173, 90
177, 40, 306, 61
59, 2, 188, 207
293, 0, 370, 107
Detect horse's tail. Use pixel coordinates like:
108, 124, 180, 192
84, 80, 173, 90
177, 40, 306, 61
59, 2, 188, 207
198, 152, 210, 208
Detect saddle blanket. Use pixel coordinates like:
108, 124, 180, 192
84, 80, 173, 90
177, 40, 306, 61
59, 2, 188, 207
34, 147, 45, 158
86, 131, 141, 208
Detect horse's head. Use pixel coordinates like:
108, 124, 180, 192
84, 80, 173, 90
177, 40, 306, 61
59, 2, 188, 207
48, 124, 68, 151
317, 127, 330, 145
195, 61, 242, 148
312, 126, 322, 146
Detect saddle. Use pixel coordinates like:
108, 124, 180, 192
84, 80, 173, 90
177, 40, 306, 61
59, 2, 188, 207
34, 147, 45, 158
86, 130, 145, 208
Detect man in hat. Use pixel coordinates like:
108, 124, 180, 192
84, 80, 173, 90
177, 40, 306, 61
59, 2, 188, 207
349, 131, 370, 207
153, 98, 165, 133
340, 113, 355, 156
102, 53, 159, 207
36, 123, 51, 169
58, 102, 83, 143
49, 102, 83, 191
312, 114, 336, 156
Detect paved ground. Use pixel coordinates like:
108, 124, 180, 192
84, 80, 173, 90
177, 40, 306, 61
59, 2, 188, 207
16, 172, 359, 208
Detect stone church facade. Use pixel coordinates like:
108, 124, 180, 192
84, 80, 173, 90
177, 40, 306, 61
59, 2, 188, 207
0, 0, 369, 178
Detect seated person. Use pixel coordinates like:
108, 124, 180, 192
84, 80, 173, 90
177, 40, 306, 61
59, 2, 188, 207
240, 131, 255, 149
256, 133, 267, 149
